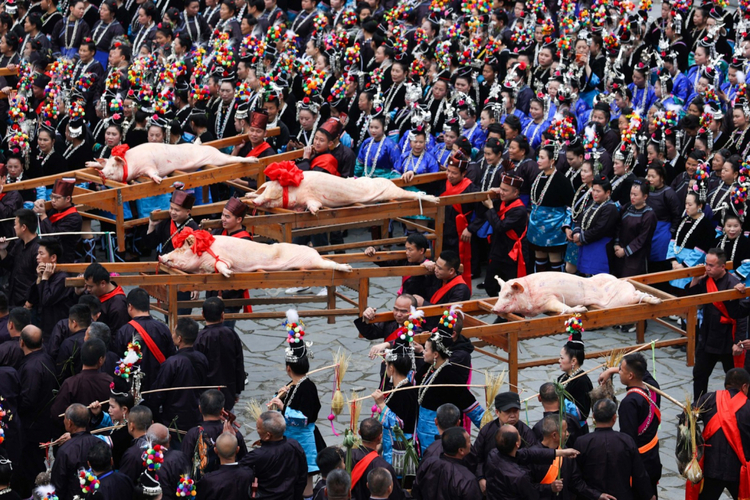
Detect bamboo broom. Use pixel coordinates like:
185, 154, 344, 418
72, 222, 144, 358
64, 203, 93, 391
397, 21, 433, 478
481, 370, 506, 427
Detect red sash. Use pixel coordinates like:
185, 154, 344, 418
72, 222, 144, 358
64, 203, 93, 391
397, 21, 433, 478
247, 141, 271, 158
350, 451, 379, 491
385, 326, 406, 343
224, 230, 253, 313
442, 178, 473, 213
430, 275, 467, 304
222, 229, 252, 240
498, 199, 527, 277
49, 206, 78, 224
686, 390, 750, 500
456, 213, 472, 294
310, 153, 340, 176
128, 319, 166, 364
99, 284, 125, 303
706, 277, 746, 368
0, 193, 7, 202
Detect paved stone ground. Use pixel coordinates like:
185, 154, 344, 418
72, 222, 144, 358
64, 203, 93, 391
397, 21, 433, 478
209, 228, 733, 500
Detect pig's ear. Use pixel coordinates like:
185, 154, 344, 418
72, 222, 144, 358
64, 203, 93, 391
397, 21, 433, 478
183, 235, 195, 248
510, 282, 525, 294
113, 156, 126, 166
495, 276, 505, 289
255, 184, 267, 195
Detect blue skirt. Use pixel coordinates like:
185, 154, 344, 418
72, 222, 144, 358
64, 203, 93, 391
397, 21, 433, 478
416, 406, 438, 455
650, 221, 672, 262
528, 205, 567, 248
565, 241, 579, 266
284, 407, 319, 474
94, 50, 109, 67
578, 237, 612, 275
666, 245, 706, 289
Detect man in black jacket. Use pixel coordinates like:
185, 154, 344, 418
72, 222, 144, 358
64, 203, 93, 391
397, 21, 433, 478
0, 208, 40, 308
51, 403, 102, 500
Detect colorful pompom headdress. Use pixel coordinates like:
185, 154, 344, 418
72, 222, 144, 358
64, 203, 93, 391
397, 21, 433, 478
284, 309, 312, 362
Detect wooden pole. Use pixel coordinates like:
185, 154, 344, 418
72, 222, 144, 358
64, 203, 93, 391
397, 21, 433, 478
140, 385, 226, 396
347, 384, 488, 403
644, 382, 687, 411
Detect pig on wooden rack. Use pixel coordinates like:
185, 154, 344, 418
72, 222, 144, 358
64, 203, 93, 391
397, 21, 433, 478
85, 143, 259, 183
157, 228, 352, 278
491, 272, 662, 316
244, 161, 440, 214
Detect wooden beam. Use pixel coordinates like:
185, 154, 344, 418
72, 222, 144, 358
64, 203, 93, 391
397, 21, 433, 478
203, 127, 280, 149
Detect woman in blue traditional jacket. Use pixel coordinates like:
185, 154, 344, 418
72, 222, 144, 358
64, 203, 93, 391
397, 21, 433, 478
528, 141, 574, 273
667, 191, 716, 289
371, 342, 417, 467
355, 113, 401, 178
395, 129, 439, 176
628, 65, 657, 115
645, 162, 683, 273
521, 96, 551, 151
268, 310, 322, 498
572, 175, 620, 276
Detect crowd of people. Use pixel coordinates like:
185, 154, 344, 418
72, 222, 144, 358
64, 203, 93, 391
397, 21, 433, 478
0, 0, 747, 495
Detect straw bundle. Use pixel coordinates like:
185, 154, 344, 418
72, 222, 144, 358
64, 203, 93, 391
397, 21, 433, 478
349, 390, 362, 431
589, 348, 625, 403
331, 349, 350, 416
481, 370, 506, 427
246, 399, 264, 422
678, 395, 704, 484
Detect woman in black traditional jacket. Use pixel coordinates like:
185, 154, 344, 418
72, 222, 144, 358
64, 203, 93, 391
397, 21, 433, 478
572, 175, 620, 276
558, 330, 593, 435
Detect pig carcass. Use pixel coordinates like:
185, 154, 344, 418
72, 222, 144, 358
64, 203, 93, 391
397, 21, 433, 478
492, 272, 661, 316
245, 161, 439, 214
158, 228, 352, 277
85, 143, 259, 183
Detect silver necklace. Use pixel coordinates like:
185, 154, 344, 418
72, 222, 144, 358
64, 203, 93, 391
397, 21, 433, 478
610, 173, 630, 193
710, 182, 734, 210
93, 21, 113, 46
531, 170, 556, 206
363, 137, 387, 178
720, 234, 739, 263
571, 185, 592, 220
64, 141, 84, 159
673, 214, 705, 255
481, 162, 502, 191
215, 104, 231, 139
64, 18, 80, 49
383, 82, 404, 115
99, 145, 111, 159
384, 377, 409, 405
284, 376, 308, 410
582, 199, 611, 230
133, 22, 154, 53
185, 15, 200, 41
418, 361, 450, 405
37, 151, 52, 167
403, 151, 425, 173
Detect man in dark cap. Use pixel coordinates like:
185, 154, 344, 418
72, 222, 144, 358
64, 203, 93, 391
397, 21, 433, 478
145, 188, 199, 255
297, 117, 343, 176
439, 153, 482, 288
33, 178, 83, 263
472, 391, 539, 492
194, 299, 246, 408
204, 197, 253, 320
31, 73, 51, 114
481, 174, 528, 296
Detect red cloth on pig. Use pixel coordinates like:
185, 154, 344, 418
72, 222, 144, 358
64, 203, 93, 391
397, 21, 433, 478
264, 161, 304, 187
111, 144, 130, 182
171, 227, 216, 255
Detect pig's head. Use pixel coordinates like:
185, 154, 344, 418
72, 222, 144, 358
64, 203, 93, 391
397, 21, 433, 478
245, 182, 298, 209
158, 234, 202, 272
86, 156, 127, 183
492, 277, 532, 315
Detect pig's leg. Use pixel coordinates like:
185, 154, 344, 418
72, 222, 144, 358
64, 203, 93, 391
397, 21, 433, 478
307, 200, 322, 214
149, 173, 163, 184
546, 298, 588, 314
202, 148, 260, 166
216, 260, 233, 278
305, 253, 353, 272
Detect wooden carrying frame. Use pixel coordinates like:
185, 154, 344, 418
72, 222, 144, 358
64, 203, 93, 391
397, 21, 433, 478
0, 130, 285, 252
369, 266, 747, 392
57, 251, 430, 328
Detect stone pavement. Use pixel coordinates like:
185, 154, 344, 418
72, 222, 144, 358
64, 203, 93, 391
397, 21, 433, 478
225, 240, 732, 500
